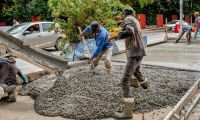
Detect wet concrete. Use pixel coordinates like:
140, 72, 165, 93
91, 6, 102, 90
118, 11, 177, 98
112, 42, 200, 71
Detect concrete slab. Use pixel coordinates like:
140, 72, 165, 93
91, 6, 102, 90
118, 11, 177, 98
0, 96, 67, 120
15, 58, 44, 75
15, 58, 47, 80
143, 32, 166, 45
112, 42, 200, 71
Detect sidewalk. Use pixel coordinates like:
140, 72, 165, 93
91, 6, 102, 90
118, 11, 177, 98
112, 42, 200, 71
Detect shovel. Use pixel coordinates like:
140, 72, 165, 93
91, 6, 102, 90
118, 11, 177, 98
78, 27, 92, 64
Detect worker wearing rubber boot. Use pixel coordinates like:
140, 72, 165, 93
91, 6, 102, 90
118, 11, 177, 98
81, 21, 113, 75
107, 7, 149, 119
0, 56, 28, 85
0, 56, 28, 102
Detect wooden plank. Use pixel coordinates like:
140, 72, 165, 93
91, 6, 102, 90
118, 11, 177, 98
164, 79, 200, 120
184, 93, 200, 120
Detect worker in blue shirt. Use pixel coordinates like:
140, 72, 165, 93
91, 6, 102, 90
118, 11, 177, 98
80, 21, 113, 75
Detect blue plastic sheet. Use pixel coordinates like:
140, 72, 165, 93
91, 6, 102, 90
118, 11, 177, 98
65, 39, 96, 62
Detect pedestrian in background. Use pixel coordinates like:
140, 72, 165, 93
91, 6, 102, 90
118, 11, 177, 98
176, 25, 196, 44
13, 19, 19, 26
194, 12, 200, 39
107, 8, 149, 119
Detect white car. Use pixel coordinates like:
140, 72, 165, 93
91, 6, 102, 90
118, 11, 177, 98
167, 20, 189, 31
7, 22, 63, 50
0, 26, 12, 32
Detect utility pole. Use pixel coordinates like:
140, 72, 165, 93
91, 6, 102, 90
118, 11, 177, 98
180, 0, 183, 33
190, 1, 193, 25
180, 0, 183, 31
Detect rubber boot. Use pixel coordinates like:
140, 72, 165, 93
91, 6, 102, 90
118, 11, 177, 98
90, 62, 95, 70
130, 77, 139, 88
104, 61, 112, 75
4, 85, 16, 93
115, 98, 134, 119
0, 87, 4, 99
90, 59, 99, 70
4, 85, 17, 102
139, 78, 149, 89
7, 92, 16, 102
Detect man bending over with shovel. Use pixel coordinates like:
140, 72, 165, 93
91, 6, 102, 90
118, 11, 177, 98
80, 21, 113, 75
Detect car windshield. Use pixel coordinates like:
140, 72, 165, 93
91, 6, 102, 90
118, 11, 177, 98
7, 23, 29, 35
169, 20, 187, 25
169, 21, 178, 24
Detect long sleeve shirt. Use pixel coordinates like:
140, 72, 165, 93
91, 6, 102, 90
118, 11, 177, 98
115, 15, 146, 58
83, 26, 113, 58
195, 16, 200, 30
0, 59, 28, 85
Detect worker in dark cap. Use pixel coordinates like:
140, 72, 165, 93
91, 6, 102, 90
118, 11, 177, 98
80, 21, 113, 75
0, 56, 28, 102
107, 7, 149, 119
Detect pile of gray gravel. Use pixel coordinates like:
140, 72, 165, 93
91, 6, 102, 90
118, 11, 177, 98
26, 64, 200, 119
34, 66, 123, 119
23, 75, 57, 98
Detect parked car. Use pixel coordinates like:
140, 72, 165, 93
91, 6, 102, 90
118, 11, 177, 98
7, 22, 63, 50
166, 20, 189, 31
0, 26, 12, 32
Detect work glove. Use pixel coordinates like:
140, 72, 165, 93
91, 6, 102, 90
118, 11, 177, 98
20, 75, 28, 85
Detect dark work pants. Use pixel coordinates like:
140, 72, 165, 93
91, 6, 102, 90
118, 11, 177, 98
176, 31, 191, 43
121, 57, 145, 98
194, 29, 200, 39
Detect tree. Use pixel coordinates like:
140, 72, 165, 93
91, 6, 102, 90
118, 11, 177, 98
121, 0, 155, 8
48, 0, 128, 43
27, 0, 52, 21
121, 0, 200, 25
5, 0, 51, 23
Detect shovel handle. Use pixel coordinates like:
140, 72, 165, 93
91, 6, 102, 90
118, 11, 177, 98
78, 27, 91, 57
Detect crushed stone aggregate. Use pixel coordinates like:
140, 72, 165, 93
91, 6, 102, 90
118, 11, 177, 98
24, 64, 200, 119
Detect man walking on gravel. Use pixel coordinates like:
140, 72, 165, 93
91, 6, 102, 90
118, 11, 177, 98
107, 7, 149, 119
80, 21, 113, 75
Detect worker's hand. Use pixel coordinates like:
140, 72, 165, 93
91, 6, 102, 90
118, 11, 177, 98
89, 56, 94, 61
117, 21, 123, 26
106, 37, 112, 42
106, 35, 118, 42
79, 33, 84, 40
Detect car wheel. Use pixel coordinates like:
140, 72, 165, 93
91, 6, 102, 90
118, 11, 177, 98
55, 38, 65, 51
